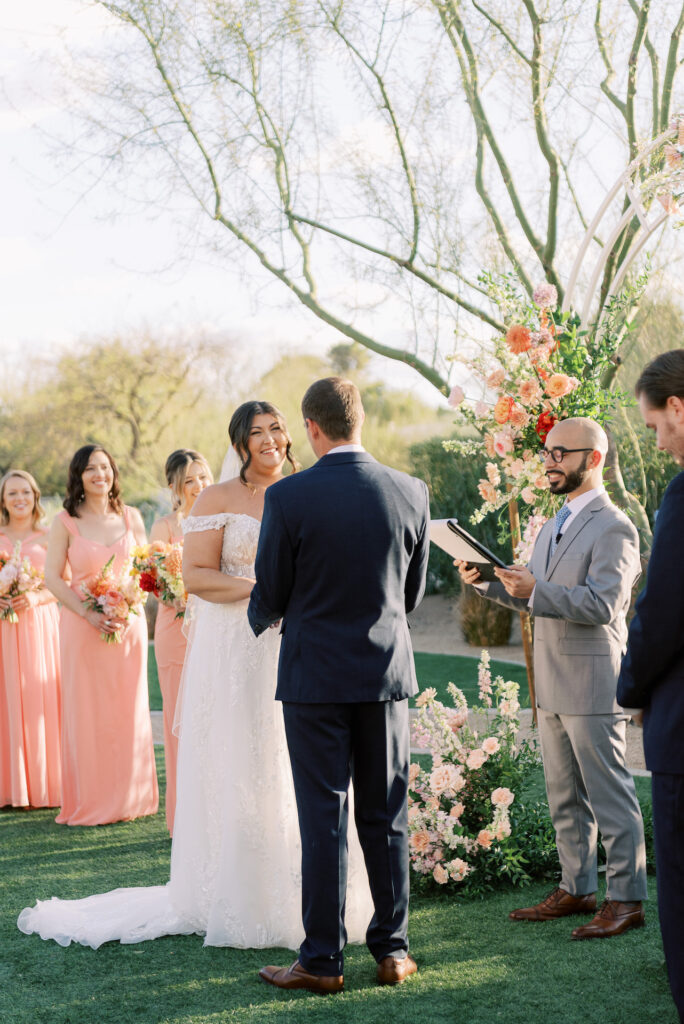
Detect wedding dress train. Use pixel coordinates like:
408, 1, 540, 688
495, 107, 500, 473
18, 512, 373, 949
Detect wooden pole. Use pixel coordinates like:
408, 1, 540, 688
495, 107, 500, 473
507, 497, 537, 726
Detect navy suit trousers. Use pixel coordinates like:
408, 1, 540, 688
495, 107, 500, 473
282, 699, 410, 976
652, 773, 684, 1023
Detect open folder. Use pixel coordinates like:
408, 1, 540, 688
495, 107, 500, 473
429, 519, 507, 582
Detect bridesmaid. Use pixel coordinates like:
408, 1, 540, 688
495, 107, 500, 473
149, 449, 212, 834
45, 444, 158, 826
0, 470, 61, 808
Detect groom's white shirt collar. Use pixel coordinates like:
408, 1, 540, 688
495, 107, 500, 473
325, 443, 366, 454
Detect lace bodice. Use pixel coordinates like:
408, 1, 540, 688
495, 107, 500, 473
182, 512, 260, 580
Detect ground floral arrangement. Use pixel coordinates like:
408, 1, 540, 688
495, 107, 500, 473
409, 652, 559, 894
444, 274, 637, 557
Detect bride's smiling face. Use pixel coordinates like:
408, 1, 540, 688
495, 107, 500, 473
246, 414, 288, 473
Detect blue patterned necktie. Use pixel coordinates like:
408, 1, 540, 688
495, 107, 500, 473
551, 503, 572, 555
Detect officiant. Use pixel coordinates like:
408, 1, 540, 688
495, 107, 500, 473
458, 416, 647, 939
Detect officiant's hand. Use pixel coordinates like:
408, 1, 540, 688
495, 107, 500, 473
494, 565, 535, 599
454, 559, 481, 585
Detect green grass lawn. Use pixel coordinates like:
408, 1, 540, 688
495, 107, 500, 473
147, 649, 530, 713
0, 751, 672, 1024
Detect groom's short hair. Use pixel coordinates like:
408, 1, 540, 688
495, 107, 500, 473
302, 377, 364, 440
636, 349, 684, 406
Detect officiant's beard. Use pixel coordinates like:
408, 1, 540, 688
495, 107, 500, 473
547, 453, 591, 495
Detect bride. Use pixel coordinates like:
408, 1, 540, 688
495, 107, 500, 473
18, 401, 373, 950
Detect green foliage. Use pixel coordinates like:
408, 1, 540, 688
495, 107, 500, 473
408, 435, 512, 593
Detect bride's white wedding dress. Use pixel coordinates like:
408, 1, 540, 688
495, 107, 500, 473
18, 512, 373, 949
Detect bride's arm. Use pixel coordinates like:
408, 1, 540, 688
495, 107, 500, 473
182, 486, 254, 604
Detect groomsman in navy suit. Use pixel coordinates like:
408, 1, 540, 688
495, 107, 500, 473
248, 377, 430, 994
617, 349, 684, 1022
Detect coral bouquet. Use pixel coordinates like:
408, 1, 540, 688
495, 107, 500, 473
131, 541, 186, 618
0, 541, 44, 623
80, 554, 144, 643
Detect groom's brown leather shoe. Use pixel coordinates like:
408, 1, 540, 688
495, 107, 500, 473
571, 900, 645, 940
509, 887, 597, 921
376, 954, 418, 985
259, 960, 343, 994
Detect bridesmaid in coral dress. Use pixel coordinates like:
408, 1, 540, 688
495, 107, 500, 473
45, 444, 158, 826
0, 470, 61, 808
149, 449, 212, 834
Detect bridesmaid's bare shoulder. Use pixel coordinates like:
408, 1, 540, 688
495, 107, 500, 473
149, 513, 176, 543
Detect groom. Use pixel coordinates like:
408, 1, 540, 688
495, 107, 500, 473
248, 377, 430, 994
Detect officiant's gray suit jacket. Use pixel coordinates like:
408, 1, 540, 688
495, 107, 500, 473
481, 493, 641, 714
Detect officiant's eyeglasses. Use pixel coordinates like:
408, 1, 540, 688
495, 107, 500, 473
540, 446, 593, 463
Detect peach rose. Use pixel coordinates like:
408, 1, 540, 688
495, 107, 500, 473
430, 763, 462, 796
493, 395, 514, 424
449, 802, 465, 819
408, 804, 420, 822
546, 373, 572, 399
518, 378, 542, 407
409, 762, 421, 784
493, 430, 514, 458
495, 820, 511, 840
433, 863, 449, 885
485, 462, 501, 486
477, 829, 493, 849
409, 829, 431, 853
477, 480, 498, 504
505, 324, 532, 354
484, 433, 497, 457
482, 737, 500, 755
415, 687, 437, 707
521, 486, 537, 504
466, 749, 487, 770
491, 786, 515, 807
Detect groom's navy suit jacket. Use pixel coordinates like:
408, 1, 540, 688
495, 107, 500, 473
617, 471, 684, 773
248, 451, 430, 703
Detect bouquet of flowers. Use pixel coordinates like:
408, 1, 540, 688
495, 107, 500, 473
0, 541, 44, 623
131, 541, 186, 618
80, 554, 144, 643
408, 651, 542, 893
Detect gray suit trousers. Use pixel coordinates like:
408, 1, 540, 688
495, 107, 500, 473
537, 709, 648, 901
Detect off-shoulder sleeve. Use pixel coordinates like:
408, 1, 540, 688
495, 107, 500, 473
181, 513, 230, 535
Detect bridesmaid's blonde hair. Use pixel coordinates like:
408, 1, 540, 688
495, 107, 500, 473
165, 450, 213, 512
0, 470, 44, 529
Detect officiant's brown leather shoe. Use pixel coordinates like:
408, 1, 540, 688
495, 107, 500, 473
259, 960, 343, 994
571, 899, 645, 940
509, 887, 597, 921
376, 954, 418, 985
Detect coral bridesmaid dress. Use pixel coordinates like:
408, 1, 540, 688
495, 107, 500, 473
154, 601, 186, 834
0, 533, 62, 808
56, 508, 158, 826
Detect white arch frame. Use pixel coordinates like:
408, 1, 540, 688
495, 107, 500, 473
563, 123, 679, 326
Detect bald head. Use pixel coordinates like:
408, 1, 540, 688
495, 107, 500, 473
546, 417, 608, 458
543, 417, 608, 498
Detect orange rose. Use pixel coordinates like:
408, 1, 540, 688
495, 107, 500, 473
493, 395, 514, 424
546, 373, 572, 399
409, 830, 431, 853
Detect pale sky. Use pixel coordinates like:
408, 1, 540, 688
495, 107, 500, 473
0, 0, 437, 399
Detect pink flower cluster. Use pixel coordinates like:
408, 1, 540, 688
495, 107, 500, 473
0, 541, 44, 623
408, 652, 521, 886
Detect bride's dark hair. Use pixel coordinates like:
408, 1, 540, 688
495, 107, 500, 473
228, 401, 298, 485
